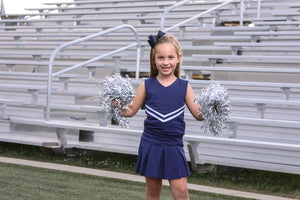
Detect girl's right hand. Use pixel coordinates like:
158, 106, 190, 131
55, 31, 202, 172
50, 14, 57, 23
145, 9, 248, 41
112, 99, 127, 116
113, 99, 122, 108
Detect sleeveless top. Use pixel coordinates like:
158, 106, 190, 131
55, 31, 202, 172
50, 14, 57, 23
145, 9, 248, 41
143, 77, 188, 140
136, 77, 190, 179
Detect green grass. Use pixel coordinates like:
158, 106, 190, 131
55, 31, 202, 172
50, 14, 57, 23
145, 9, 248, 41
189, 169, 300, 198
0, 142, 299, 199
0, 163, 252, 200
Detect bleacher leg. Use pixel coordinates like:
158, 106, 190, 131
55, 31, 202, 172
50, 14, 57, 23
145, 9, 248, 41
56, 128, 68, 154
97, 111, 108, 126
179, 26, 185, 39
280, 87, 291, 100
59, 77, 70, 91
255, 103, 266, 119
27, 89, 39, 105
187, 141, 199, 171
0, 103, 6, 119
228, 121, 239, 138
7, 64, 15, 72
87, 66, 96, 79
113, 56, 121, 73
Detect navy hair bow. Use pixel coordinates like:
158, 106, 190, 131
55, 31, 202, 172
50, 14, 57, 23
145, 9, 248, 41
148, 30, 166, 48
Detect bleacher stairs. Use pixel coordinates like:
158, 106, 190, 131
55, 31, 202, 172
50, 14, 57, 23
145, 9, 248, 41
0, 0, 300, 175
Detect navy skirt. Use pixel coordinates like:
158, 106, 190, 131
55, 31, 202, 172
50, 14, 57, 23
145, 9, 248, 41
136, 131, 190, 179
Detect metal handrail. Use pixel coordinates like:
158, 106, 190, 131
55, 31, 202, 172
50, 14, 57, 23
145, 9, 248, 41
161, 0, 193, 29
1, 0, 6, 16
46, 24, 141, 120
162, 0, 262, 33
163, 0, 237, 33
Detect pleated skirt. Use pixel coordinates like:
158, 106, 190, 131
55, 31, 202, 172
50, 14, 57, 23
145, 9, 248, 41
136, 131, 190, 179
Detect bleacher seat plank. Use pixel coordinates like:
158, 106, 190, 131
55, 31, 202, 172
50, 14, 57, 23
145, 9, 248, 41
189, 80, 300, 89
0, 99, 25, 119
0, 119, 10, 133
0, 132, 59, 147
182, 65, 300, 75
25, 2, 232, 13
214, 42, 300, 48
192, 54, 300, 64
254, 21, 300, 26
235, 31, 300, 36
231, 98, 300, 107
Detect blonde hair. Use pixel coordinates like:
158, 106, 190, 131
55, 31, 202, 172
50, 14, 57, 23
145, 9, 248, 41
149, 35, 182, 78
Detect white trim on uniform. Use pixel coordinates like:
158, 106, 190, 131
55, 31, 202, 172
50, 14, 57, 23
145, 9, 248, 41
145, 105, 185, 123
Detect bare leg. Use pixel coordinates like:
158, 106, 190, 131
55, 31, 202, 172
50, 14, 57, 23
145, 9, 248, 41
145, 177, 162, 200
169, 177, 189, 200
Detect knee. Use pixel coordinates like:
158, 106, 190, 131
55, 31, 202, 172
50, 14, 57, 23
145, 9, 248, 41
146, 185, 162, 200
175, 184, 189, 196
169, 178, 189, 199
145, 177, 162, 199
147, 183, 162, 195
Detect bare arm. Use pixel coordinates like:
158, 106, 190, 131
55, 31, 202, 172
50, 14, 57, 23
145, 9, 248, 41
119, 81, 146, 117
185, 83, 203, 121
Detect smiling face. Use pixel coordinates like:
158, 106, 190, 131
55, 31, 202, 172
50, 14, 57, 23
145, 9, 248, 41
153, 43, 182, 77
149, 35, 182, 78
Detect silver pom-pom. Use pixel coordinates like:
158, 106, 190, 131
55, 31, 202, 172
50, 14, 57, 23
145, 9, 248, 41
194, 83, 231, 135
97, 73, 135, 127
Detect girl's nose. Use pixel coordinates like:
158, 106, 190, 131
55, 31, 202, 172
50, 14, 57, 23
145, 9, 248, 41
162, 59, 168, 65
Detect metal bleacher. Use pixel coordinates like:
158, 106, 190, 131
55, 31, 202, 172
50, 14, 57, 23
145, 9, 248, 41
0, 0, 300, 175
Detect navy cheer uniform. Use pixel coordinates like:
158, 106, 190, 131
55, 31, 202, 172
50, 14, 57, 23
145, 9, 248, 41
136, 77, 190, 179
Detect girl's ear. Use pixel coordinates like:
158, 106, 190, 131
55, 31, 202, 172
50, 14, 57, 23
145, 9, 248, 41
178, 53, 182, 62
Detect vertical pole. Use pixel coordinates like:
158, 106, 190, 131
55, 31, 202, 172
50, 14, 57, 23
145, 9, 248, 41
56, 128, 68, 154
0, 103, 6, 119
281, 87, 291, 100
255, 103, 266, 119
240, 0, 245, 27
228, 121, 239, 138
257, 0, 261, 18
187, 141, 199, 171
46, 56, 54, 121
135, 44, 141, 80
1, 0, 6, 16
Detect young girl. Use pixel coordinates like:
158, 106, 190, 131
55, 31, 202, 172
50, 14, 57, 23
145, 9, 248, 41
119, 31, 203, 200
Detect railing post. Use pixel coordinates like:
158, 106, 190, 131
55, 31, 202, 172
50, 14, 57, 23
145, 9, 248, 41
135, 44, 141, 80
240, 0, 245, 26
46, 52, 56, 121
257, 0, 261, 18
0, 0, 6, 16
